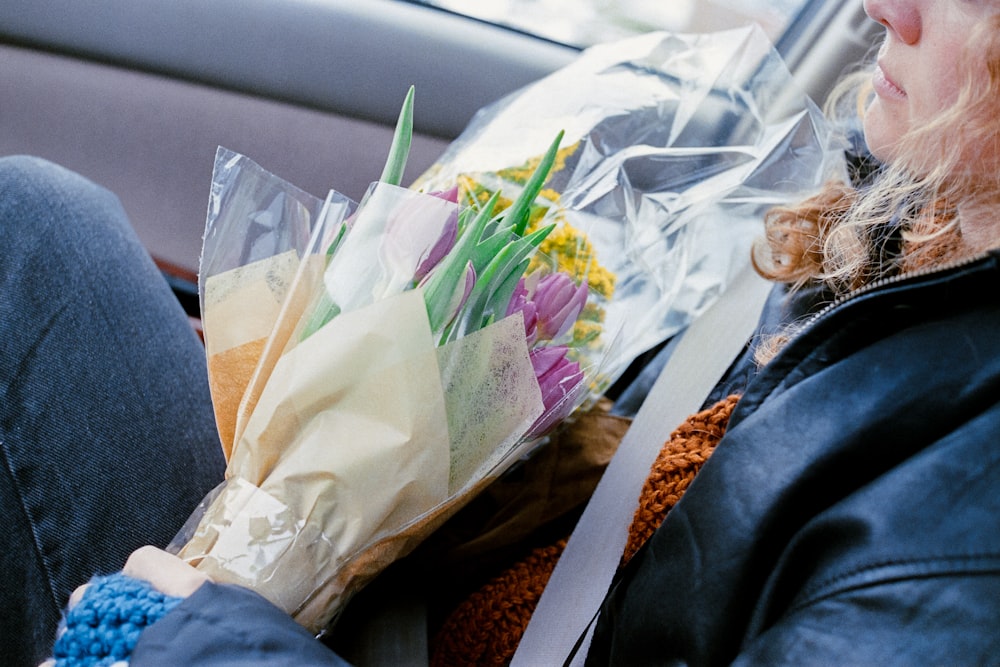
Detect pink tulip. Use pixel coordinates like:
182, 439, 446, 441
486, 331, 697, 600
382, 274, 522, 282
413, 209, 458, 282
429, 185, 460, 203
527, 345, 584, 437
506, 277, 539, 343
533, 273, 588, 341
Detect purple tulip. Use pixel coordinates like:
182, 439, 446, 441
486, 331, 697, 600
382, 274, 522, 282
506, 277, 539, 343
527, 345, 585, 437
533, 273, 588, 341
413, 209, 458, 282
429, 185, 460, 203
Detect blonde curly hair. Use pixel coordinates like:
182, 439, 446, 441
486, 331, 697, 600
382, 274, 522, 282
753, 16, 1000, 297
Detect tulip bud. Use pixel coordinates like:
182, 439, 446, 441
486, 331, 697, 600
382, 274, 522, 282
430, 185, 460, 204
533, 273, 588, 341
506, 277, 539, 343
527, 345, 584, 437
414, 209, 458, 282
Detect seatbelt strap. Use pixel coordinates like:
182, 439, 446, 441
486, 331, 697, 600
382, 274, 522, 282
511, 263, 773, 666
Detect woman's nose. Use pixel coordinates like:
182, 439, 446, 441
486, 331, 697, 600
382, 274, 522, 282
863, 0, 921, 45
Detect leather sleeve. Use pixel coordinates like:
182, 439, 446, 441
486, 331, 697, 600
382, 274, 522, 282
732, 571, 1000, 666
131, 582, 353, 666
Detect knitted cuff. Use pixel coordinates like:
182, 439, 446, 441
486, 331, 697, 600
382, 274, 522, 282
51, 572, 183, 667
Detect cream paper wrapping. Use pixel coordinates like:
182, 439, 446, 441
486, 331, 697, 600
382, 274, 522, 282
200, 250, 307, 457
177, 288, 544, 632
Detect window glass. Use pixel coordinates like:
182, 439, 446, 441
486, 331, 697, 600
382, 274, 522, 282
406, 0, 811, 48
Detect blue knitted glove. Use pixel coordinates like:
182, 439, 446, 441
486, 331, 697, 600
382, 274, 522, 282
51, 573, 183, 667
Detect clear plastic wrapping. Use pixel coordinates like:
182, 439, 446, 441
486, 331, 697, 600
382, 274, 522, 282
414, 25, 843, 372
170, 25, 842, 635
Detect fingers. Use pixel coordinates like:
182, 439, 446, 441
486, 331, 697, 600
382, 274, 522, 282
123, 545, 210, 599
67, 583, 89, 608
43, 554, 194, 667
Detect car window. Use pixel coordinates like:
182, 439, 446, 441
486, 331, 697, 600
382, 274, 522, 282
403, 0, 811, 48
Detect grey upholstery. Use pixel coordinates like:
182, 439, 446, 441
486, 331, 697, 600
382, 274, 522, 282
0, 0, 577, 270
0, 0, 577, 137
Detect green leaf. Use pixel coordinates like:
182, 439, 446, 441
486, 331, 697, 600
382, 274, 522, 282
449, 223, 555, 339
503, 130, 564, 236
325, 221, 348, 260
300, 292, 341, 340
481, 257, 529, 329
379, 86, 415, 186
421, 192, 501, 329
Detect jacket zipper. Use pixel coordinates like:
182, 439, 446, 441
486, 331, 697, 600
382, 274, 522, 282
794, 251, 993, 339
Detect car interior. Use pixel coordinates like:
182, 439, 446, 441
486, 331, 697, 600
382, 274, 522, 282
0, 0, 878, 281
0, 0, 884, 661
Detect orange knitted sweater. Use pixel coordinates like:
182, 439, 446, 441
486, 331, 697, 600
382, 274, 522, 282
429, 394, 740, 666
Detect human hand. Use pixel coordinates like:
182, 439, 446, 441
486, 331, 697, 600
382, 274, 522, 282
39, 546, 210, 666
121, 545, 211, 598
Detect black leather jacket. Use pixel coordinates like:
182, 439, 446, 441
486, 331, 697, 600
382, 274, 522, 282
587, 251, 1000, 665
133, 253, 1000, 666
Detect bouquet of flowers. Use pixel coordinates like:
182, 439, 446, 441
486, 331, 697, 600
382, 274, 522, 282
170, 87, 615, 634
168, 25, 839, 637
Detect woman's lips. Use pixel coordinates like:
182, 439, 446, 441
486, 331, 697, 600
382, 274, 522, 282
873, 63, 906, 100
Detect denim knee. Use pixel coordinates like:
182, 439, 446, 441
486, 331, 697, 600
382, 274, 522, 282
0, 155, 159, 311
0, 155, 131, 261
0, 155, 115, 205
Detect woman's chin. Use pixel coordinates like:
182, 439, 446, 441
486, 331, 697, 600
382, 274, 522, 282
862, 101, 900, 164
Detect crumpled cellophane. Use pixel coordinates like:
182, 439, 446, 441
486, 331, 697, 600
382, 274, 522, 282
169, 25, 842, 636
413, 24, 844, 369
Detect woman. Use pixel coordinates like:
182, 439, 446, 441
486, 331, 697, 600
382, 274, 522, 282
586, 0, 1000, 663
9, 0, 1000, 663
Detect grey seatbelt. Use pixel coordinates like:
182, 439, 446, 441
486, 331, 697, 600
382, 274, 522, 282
512, 263, 773, 666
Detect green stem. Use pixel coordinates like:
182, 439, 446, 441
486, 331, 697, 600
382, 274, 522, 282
379, 86, 415, 186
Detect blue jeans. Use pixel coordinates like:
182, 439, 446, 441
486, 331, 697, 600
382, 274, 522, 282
0, 156, 226, 666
